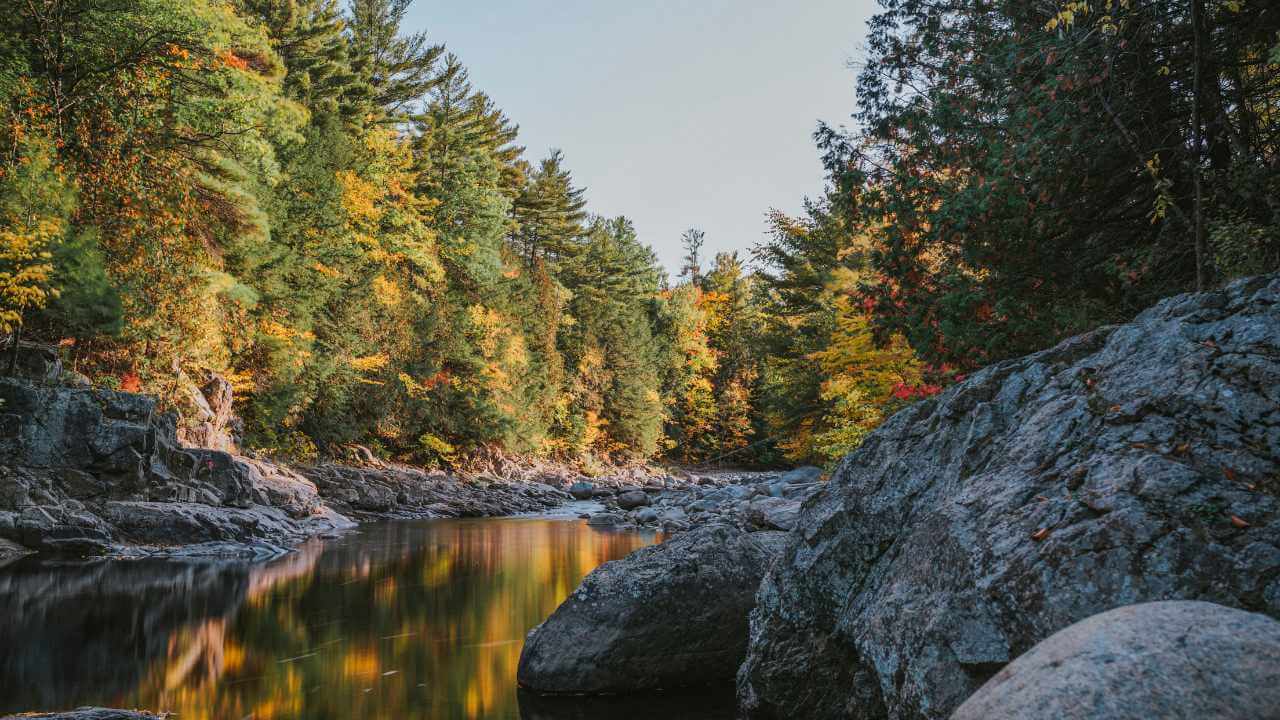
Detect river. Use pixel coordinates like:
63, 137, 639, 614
0, 509, 736, 719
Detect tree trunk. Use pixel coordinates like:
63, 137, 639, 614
7, 323, 21, 376
1190, 0, 1207, 292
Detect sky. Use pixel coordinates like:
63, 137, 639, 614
405, 0, 879, 277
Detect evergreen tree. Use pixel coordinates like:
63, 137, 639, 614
510, 150, 588, 265
678, 227, 705, 284
241, 0, 372, 121
346, 0, 443, 118
830, 0, 1280, 369
559, 217, 666, 458
754, 201, 927, 464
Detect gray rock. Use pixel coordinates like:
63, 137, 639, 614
746, 497, 801, 531
780, 465, 823, 484
0, 537, 33, 567
586, 512, 623, 527
616, 490, 650, 510
688, 498, 720, 513
173, 369, 239, 453
228, 457, 323, 518
569, 481, 595, 500
714, 484, 753, 502
739, 274, 1280, 720
951, 601, 1280, 720
659, 506, 688, 523
5, 341, 62, 385
634, 507, 659, 524
0, 374, 366, 558
100, 501, 341, 552
60, 370, 93, 389
0, 364, 569, 558
518, 525, 788, 694
780, 482, 822, 501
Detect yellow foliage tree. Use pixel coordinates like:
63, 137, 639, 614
0, 134, 73, 335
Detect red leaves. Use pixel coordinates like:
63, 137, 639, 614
890, 382, 942, 401
120, 372, 141, 393
1230, 516, 1251, 529
1031, 528, 1051, 541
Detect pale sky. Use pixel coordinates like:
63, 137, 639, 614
405, 1, 879, 276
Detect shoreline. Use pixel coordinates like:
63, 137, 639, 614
0, 369, 782, 563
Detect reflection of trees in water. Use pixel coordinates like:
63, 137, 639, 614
0, 559, 253, 712
0, 520, 659, 719
0, 539, 328, 714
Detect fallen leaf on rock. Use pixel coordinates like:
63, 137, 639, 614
1224, 467, 1237, 481
1031, 528, 1050, 541
1230, 516, 1250, 529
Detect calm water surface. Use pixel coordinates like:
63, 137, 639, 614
0, 514, 736, 719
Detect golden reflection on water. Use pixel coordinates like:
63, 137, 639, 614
104, 519, 657, 720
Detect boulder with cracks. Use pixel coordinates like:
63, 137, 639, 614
738, 274, 1280, 720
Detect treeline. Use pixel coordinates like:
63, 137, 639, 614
822, 0, 1280, 368
3, 0, 1277, 469
0, 0, 691, 464
741, 0, 1280, 463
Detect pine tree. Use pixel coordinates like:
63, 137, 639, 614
678, 228, 705, 284
241, 0, 372, 121
346, 0, 443, 118
559, 217, 666, 458
510, 150, 588, 265
755, 202, 927, 464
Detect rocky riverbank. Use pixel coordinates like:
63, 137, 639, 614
570, 465, 823, 535
513, 273, 1280, 719
0, 348, 720, 560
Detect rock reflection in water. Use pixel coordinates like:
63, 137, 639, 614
0, 518, 730, 719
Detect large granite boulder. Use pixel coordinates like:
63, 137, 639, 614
0, 379, 156, 484
0, 376, 348, 556
951, 601, 1280, 720
738, 274, 1280, 720
518, 524, 788, 694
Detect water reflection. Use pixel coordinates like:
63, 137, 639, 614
0, 518, 731, 719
